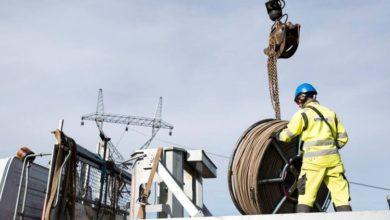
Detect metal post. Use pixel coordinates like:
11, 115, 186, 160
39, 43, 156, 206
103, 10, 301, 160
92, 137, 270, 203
158, 148, 185, 218
157, 162, 203, 217
85, 165, 91, 200
130, 147, 213, 219
80, 163, 91, 200
194, 172, 203, 209
13, 157, 29, 220
96, 138, 109, 219
183, 167, 194, 202
19, 162, 31, 220
58, 119, 64, 131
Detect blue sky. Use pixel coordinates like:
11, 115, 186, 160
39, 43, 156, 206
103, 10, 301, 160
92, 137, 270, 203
0, 0, 389, 215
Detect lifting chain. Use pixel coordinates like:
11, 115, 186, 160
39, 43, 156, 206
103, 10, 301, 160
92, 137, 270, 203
267, 52, 281, 120
264, 0, 300, 120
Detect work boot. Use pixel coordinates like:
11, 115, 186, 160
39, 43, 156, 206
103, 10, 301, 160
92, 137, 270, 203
335, 205, 352, 212
296, 204, 311, 213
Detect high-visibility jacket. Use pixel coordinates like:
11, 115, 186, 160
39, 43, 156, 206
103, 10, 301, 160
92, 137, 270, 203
277, 100, 349, 167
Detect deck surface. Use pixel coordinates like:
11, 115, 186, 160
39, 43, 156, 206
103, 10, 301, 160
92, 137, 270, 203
151, 211, 390, 220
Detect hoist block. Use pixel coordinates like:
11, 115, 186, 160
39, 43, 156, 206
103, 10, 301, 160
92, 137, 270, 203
264, 21, 301, 59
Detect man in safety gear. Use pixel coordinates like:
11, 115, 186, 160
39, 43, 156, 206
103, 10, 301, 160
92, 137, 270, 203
275, 83, 352, 213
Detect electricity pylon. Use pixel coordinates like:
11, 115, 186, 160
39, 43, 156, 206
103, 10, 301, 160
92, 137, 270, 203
81, 89, 174, 163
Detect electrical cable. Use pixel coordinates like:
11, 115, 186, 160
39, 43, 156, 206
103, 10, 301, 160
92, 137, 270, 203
126, 127, 231, 159
115, 128, 127, 147
228, 119, 330, 214
349, 181, 390, 191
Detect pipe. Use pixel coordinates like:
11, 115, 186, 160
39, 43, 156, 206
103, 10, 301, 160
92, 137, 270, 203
13, 157, 29, 220
228, 119, 330, 214
20, 162, 31, 219
13, 153, 51, 220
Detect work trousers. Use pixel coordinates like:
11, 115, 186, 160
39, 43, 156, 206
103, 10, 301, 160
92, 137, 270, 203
297, 163, 350, 207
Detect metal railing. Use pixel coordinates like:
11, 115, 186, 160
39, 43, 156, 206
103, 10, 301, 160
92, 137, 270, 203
44, 129, 132, 219
75, 159, 131, 214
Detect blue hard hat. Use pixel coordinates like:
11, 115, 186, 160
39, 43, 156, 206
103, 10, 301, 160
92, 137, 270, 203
294, 83, 317, 100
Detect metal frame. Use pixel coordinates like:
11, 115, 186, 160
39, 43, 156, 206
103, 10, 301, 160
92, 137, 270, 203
43, 127, 132, 219
157, 162, 203, 217
130, 147, 216, 219
81, 89, 174, 164
73, 146, 132, 215
13, 153, 51, 220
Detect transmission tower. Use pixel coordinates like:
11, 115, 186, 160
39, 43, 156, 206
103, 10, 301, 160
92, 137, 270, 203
81, 89, 174, 163
140, 96, 164, 149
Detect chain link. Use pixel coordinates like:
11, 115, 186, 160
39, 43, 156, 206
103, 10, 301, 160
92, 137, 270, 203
267, 52, 281, 119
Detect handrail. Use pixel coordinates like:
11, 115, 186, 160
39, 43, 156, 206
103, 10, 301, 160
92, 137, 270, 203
13, 153, 51, 220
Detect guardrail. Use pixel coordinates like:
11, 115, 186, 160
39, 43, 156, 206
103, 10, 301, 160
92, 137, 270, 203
43, 130, 131, 219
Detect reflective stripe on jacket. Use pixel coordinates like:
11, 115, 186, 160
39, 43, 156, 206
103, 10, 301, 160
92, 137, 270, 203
277, 100, 349, 167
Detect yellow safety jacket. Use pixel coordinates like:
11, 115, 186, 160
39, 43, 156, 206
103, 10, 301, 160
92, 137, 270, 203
277, 100, 349, 167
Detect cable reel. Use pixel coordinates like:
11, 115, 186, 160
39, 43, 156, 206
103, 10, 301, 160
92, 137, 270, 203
228, 120, 331, 214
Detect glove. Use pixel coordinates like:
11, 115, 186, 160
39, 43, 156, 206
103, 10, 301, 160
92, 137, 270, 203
271, 131, 280, 140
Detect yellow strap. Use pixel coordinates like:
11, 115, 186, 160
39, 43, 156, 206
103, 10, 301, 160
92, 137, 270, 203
137, 148, 163, 219
43, 130, 64, 220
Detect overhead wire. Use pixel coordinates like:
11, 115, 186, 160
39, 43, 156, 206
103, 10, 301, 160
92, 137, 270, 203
126, 127, 231, 159
349, 181, 390, 191
115, 127, 127, 147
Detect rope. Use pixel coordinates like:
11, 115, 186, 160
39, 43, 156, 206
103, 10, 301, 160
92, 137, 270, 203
43, 130, 77, 220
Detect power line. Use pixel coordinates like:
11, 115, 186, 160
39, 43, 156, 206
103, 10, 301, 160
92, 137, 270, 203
126, 127, 390, 192
115, 128, 127, 147
127, 127, 231, 159
155, 138, 231, 159
349, 181, 390, 191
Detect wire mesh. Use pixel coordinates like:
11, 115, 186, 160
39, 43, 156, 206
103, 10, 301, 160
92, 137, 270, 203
75, 160, 131, 213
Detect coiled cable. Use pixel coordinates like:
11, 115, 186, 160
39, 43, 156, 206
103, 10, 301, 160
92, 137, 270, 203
228, 119, 330, 214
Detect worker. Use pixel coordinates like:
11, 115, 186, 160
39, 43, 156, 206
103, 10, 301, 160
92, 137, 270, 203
273, 83, 352, 213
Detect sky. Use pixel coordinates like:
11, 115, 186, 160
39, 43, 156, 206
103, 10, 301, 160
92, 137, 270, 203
0, 0, 389, 216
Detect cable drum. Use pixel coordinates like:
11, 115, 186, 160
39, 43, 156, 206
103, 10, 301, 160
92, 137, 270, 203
228, 119, 331, 214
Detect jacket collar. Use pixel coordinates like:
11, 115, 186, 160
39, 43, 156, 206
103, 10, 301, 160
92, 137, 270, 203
303, 99, 319, 108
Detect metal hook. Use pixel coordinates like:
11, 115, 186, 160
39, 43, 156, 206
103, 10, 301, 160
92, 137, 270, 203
278, 14, 289, 24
